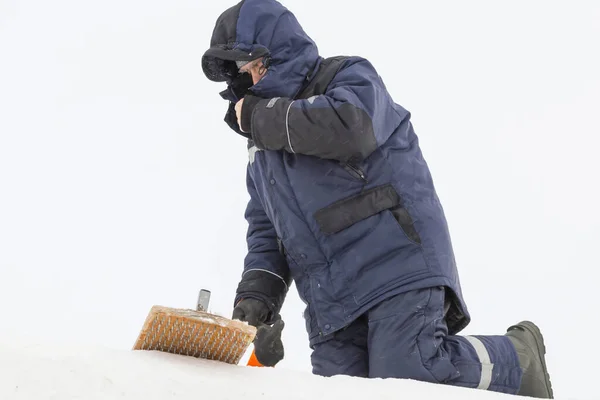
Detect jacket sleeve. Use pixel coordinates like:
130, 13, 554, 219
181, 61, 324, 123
240, 57, 407, 164
234, 167, 292, 322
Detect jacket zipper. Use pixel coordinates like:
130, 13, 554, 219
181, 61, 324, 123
344, 163, 368, 183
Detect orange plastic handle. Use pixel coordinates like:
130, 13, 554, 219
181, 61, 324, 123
246, 349, 266, 367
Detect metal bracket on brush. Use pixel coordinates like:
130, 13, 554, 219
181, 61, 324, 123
197, 289, 211, 312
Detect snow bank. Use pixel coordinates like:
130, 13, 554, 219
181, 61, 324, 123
0, 339, 565, 400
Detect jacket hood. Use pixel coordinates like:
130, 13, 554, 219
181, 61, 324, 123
202, 0, 320, 99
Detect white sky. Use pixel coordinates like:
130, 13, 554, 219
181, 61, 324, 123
1, 1, 599, 399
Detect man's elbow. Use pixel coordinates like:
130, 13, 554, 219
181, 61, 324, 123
335, 108, 378, 163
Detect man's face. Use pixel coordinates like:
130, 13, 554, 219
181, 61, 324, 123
239, 59, 266, 85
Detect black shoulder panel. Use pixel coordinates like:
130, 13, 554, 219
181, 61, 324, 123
296, 56, 349, 99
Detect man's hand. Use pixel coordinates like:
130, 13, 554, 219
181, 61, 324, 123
254, 320, 285, 367
235, 98, 245, 132
232, 298, 270, 327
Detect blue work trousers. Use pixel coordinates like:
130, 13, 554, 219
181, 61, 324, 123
311, 287, 522, 394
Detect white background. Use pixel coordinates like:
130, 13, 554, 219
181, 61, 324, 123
1, 1, 598, 398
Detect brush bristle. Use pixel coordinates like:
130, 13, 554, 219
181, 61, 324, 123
133, 306, 256, 365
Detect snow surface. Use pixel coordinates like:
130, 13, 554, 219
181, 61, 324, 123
0, 339, 564, 400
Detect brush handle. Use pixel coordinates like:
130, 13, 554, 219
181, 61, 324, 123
197, 289, 211, 311
247, 348, 265, 367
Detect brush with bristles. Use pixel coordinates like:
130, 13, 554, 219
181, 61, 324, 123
133, 289, 257, 365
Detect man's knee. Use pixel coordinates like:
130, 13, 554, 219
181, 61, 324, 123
368, 350, 440, 381
367, 287, 459, 382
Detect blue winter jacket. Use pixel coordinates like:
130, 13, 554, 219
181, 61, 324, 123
202, 0, 470, 347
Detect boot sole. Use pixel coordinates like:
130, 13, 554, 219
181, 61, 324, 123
515, 321, 554, 399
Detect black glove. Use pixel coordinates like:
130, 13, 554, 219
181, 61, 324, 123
232, 298, 270, 328
232, 298, 285, 366
233, 270, 290, 325
254, 320, 285, 367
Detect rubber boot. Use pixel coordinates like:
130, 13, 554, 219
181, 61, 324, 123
506, 321, 554, 398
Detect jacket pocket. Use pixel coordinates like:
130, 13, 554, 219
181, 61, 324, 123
389, 205, 422, 245
314, 184, 399, 235
341, 162, 367, 183
314, 184, 422, 245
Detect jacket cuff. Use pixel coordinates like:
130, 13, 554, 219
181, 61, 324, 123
240, 95, 262, 134
235, 270, 289, 323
